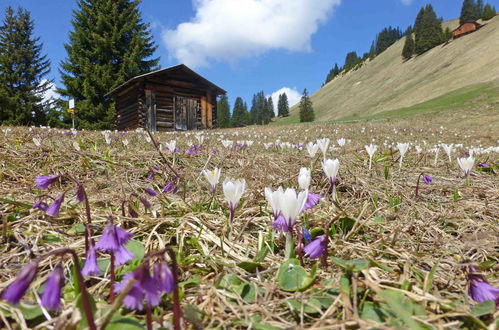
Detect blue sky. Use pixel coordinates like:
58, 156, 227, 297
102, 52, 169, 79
1, 0, 497, 110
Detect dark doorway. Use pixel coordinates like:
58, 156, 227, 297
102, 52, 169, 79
175, 96, 198, 130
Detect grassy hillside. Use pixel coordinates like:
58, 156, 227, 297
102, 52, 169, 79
279, 16, 499, 125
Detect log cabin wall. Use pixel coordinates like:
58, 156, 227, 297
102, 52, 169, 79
108, 64, 225, 131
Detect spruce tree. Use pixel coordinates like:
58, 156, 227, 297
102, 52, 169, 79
460, 0, 480, 23
231, 97, 247, 127
299, 89, 314, 123
266, 96, 275, 120
482, 4, 496, 20
414, 5, 444, 55
344, 51, 361, 72
277, 93, 289, 117
0, 6, 51, 125
59, 0, 159, 129
402, 27, 415, 60
216, 94, 230, 128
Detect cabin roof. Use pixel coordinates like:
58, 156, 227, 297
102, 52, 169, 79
106, 64, 226, 97
452, 20, 482, 31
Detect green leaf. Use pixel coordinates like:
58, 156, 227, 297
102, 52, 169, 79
286, 298, 323, 315
217, 273, 242, 292
373, 216, 385, 223
125, 239, 145, 261
339, 217, 356, 234
369, 259, 394, 273
183, 304, 205, 328
240, 283, 261, 303
19, 303, 43, 320
309, 227, 324, 237
332, 257, 369, 272
107, 316, 144, 330
423, 258, 441, 293
237, 261, 264, 273
471, 300, 496, 317
379, 289, 424, 330
361, 301, 387, 323
76, 293, 97, 330
277, 258, 317, 292
478, 260, 497, 271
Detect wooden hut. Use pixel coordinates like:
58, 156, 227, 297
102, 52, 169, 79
452, 21, 482, 39
106, 64, 226, 131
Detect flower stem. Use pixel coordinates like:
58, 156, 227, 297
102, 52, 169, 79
285, 232, 293, 259
165, 248, 182, 330
146, 304, 153, 330
109, 252, 115, 304
415, 173, 423, 198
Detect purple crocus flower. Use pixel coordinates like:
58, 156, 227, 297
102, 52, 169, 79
82, 247, 102, 277
302, 192, 322, 211
271, 215, 287, 233
153, 262, 175, 294
468, 267, 499, 307
114, 265, 161, 310
33, 200, 48, 211
423, 174, 432, 184
144, 188, 157, 197
2, 262, 38, 304
95, 222, 134, 266
163, 179, 178, 194
303, 235, 327, 259
41, 264, 64, 311
478, 163, 488, 168
46, 194, 65, 217
114, 245, 136, 265
35, 174, 60, 189
140, 197, 151, 209
76, 185, 85, 202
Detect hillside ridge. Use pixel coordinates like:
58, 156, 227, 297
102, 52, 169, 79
281, 16, 499, 124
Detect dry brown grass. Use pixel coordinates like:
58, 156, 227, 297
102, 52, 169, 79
0, 121, 498, 329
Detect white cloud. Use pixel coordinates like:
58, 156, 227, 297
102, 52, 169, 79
268, 87, 301, 113
163, 0, 341, 68
40, 80, 60, 103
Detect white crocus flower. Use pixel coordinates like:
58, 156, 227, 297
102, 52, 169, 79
298, 168, 311, 190
317, 138, 330, 158
441, 143, 453, 162
278, 188, 308, 258
457, 156, 475, 177
306, 142, 319, 158
196, 134, 204, 145
221, 140, 233, 148
365, 144, 378, 170
321, 159, 340, 184
264, 187, 284, 218
33, 137, 42, 147
396, 142, 410, 168
73, 141, 81, 152
337, 138, 346, 148
202, 168, 221, 192
122, 139, 129, 148
223, 178, 246, 226
165, 140, 176, 152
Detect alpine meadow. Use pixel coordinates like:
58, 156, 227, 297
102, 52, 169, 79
0, 1, 498, 329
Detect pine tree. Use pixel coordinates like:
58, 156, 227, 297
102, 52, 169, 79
216, 94, 230, 128
414, 5, 444, 55
476, 0, 485, 17
0, 6, 51, 125
299, 89, 314, 123
402, 27, 415, 60
267, 96, 275, 119
59, 0, 159, 129
344, 51, 361, 72
482, 4, 496, 20
372, 26, 403, 56
277, 93, 289, 117
460, 0, 480, 23
231, 97, 248, 127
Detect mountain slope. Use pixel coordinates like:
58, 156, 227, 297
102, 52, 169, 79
279, 16, 499, 124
